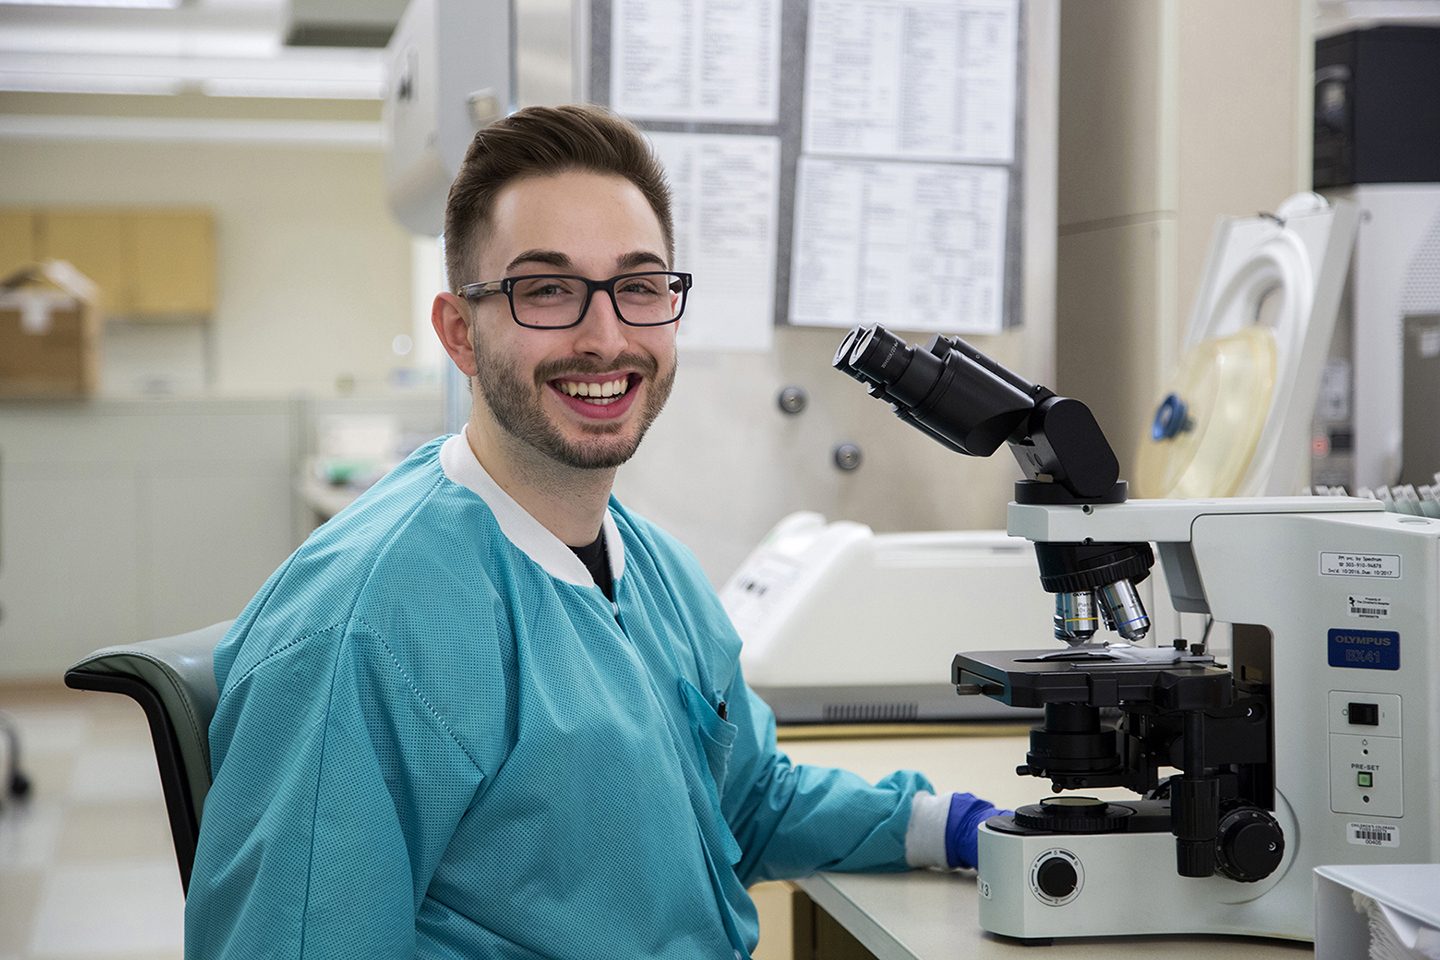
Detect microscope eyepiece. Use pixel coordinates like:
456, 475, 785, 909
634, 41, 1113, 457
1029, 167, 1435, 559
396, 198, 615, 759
848, 324, 914, 387
833, 325, 872, 383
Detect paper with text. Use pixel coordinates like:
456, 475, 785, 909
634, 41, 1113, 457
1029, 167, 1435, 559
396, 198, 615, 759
612, 0, 782, 124
790, 156, 1008, 333
649, 132, 781, 351
803, 0, 1018, 162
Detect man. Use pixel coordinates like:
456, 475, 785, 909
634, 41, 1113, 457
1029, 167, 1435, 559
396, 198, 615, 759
185, 104, 1004, 959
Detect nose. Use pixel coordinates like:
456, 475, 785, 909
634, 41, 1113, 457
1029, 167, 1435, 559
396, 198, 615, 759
571, 288, 631, 361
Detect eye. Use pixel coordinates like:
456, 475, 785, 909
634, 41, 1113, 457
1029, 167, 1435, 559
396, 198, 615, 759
617, 276, 664, 298
513, 277, 580, 301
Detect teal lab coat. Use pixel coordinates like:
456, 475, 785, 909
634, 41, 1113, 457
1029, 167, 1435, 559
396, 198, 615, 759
184, 435, 933, 959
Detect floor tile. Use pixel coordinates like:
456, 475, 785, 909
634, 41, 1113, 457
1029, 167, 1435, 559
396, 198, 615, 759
0, 709, 87, 759
0, 804, 63, 872
65, 747, 163, 806
0, 871, 41, 953
29, 861, 183, 957
5, 751, 76, 808
52, 801, 173, 865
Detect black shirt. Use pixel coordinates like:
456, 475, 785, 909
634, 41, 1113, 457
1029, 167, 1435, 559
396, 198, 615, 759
569, 531, 613, 601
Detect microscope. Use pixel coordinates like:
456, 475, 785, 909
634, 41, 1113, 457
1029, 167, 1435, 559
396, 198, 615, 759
834, 325, 1440, 941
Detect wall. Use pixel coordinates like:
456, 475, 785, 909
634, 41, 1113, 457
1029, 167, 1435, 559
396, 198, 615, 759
1055, 0, 1313, 476
0, 130, 416, 398
610, 0, 1060, 584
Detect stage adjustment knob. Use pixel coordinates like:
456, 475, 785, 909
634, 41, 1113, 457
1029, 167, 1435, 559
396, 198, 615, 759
1215, 806, 1284, 882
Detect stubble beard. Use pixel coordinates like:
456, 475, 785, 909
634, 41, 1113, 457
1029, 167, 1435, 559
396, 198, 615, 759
473, 334, 676, 471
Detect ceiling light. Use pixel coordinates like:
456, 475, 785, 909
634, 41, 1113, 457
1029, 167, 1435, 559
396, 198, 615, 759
201, 77, 383, 100
0, 71, 186, 94
0, 0, 183, 8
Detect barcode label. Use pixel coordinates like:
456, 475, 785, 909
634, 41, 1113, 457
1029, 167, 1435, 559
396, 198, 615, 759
1346, 595, 1392, 620
1347, 822, 1399, 847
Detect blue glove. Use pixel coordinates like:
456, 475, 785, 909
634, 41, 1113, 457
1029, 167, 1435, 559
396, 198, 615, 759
944, 792, 1009, 870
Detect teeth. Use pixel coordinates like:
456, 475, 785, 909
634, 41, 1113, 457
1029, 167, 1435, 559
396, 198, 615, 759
557, 376, 630, 400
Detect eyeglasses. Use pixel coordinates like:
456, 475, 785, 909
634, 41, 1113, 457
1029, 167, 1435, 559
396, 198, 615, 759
459, 271, 693, 329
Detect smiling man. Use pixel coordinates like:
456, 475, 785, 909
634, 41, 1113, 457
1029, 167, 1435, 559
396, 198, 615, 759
185, 105, 1004, 960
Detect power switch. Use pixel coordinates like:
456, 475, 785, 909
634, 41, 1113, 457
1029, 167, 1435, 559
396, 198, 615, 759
1348, 702, 1380, 726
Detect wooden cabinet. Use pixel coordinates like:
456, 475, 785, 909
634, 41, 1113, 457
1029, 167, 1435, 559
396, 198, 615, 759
0, 207, 215, 319
38, 210, 130, 315
129, 211, 215, 316
0, 209, 37, 279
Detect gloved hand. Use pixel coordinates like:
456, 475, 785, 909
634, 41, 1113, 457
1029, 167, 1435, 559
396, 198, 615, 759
905, 791, 1010, 871
943, 792, 1009, 870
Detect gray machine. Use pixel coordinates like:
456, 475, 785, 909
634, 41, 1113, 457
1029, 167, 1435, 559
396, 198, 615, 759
835, 324, 1439, 942
1312, 26, 1440, 492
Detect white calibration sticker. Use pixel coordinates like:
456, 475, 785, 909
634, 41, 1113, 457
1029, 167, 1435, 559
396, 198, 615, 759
1321, 553, 1402, 579
1347, 822, 1399, 847
1347, 595, 1392, 620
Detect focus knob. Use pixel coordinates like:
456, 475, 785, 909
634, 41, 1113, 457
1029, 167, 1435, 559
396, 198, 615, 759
1029, 848, 1084, 906
1215, 806, 1284, 882
1036, 856, 1078, 899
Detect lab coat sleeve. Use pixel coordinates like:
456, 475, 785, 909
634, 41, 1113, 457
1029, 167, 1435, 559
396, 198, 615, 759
185, 618, 486, 959
718, 666, 935, 887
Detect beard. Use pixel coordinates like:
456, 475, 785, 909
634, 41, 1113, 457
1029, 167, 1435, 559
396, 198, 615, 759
473, 336, 676, 470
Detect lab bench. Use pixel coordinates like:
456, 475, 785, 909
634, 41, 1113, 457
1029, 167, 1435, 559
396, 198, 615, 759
754, 730, 1313, 960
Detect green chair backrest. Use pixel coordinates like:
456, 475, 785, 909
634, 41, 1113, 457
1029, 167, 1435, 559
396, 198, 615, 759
65, 620, 232, 893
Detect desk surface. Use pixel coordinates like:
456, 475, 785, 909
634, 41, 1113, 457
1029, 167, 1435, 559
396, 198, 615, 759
778, 730, 1314, 960
796, 871, 1311, 960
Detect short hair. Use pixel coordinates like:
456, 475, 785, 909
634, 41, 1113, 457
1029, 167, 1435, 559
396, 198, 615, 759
443, 104, 675, 292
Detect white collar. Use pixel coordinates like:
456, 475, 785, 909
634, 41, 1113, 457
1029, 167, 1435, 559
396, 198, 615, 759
438, 431, 626, 589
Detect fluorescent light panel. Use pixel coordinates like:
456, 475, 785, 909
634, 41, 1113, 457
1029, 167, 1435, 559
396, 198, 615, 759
0, 0, 182, 8
0, 71, 185, 94
200, 77, 383, 99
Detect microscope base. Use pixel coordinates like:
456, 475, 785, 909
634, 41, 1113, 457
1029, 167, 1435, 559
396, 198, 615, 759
975, 817, 1305, 941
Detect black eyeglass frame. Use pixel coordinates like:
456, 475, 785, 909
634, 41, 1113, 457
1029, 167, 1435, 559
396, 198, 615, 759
459, 271, 693, 329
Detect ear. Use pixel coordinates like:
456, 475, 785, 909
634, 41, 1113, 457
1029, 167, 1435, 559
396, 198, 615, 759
432, 292, 478, 377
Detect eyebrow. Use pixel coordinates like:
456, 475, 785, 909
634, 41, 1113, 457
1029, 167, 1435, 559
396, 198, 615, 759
504, 249, 668, 274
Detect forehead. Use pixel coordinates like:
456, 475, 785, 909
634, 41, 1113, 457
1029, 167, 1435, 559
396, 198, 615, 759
479, 170, 666, 272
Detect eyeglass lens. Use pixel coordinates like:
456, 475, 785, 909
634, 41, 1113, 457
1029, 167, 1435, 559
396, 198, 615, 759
510, 273, 685, 328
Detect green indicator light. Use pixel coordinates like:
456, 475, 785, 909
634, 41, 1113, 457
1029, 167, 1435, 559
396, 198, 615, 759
1357, 772, 1373, 788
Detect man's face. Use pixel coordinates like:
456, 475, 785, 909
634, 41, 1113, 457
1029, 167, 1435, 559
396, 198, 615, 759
469, 170, 678, 471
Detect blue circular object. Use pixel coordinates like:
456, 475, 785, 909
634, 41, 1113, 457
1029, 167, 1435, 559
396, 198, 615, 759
1152, 393, 1189, 441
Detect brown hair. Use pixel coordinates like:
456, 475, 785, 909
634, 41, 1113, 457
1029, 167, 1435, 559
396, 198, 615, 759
443, 104, 675, 292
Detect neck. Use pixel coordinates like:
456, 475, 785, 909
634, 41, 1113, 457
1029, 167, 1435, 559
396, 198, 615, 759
464, 418, 615, 548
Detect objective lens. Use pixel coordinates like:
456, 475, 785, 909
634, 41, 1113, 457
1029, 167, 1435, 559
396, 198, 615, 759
1053, 591, 1099, 645
1096, 579, 1151, 641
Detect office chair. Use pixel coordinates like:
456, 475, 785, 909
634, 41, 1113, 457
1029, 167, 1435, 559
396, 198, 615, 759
64, 620, 232, 895
0, 711, 32, 803
0, 450, 32, 806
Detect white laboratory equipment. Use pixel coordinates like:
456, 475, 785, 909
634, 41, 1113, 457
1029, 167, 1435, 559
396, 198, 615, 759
1133, 193, 1359, 499
722, 512, 1169, 724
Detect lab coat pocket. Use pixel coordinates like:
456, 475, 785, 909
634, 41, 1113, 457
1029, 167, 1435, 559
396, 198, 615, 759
678, 677, 738, 792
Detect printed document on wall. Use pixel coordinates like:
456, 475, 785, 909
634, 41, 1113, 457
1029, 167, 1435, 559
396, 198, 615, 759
648, 132, 780, 351
612, 0, 781, 124
790, 157, 1008, 334
803, 0, 1018, 162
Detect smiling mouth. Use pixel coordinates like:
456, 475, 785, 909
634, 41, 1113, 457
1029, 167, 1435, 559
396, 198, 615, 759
551, 374, 636, 406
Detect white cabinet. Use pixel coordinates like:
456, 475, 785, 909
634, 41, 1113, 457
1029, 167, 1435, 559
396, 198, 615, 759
0, 399, 299, 681
1, 465, 145, 674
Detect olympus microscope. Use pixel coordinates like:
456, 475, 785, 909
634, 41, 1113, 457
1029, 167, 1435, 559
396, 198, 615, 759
834, 324, 1439, 942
